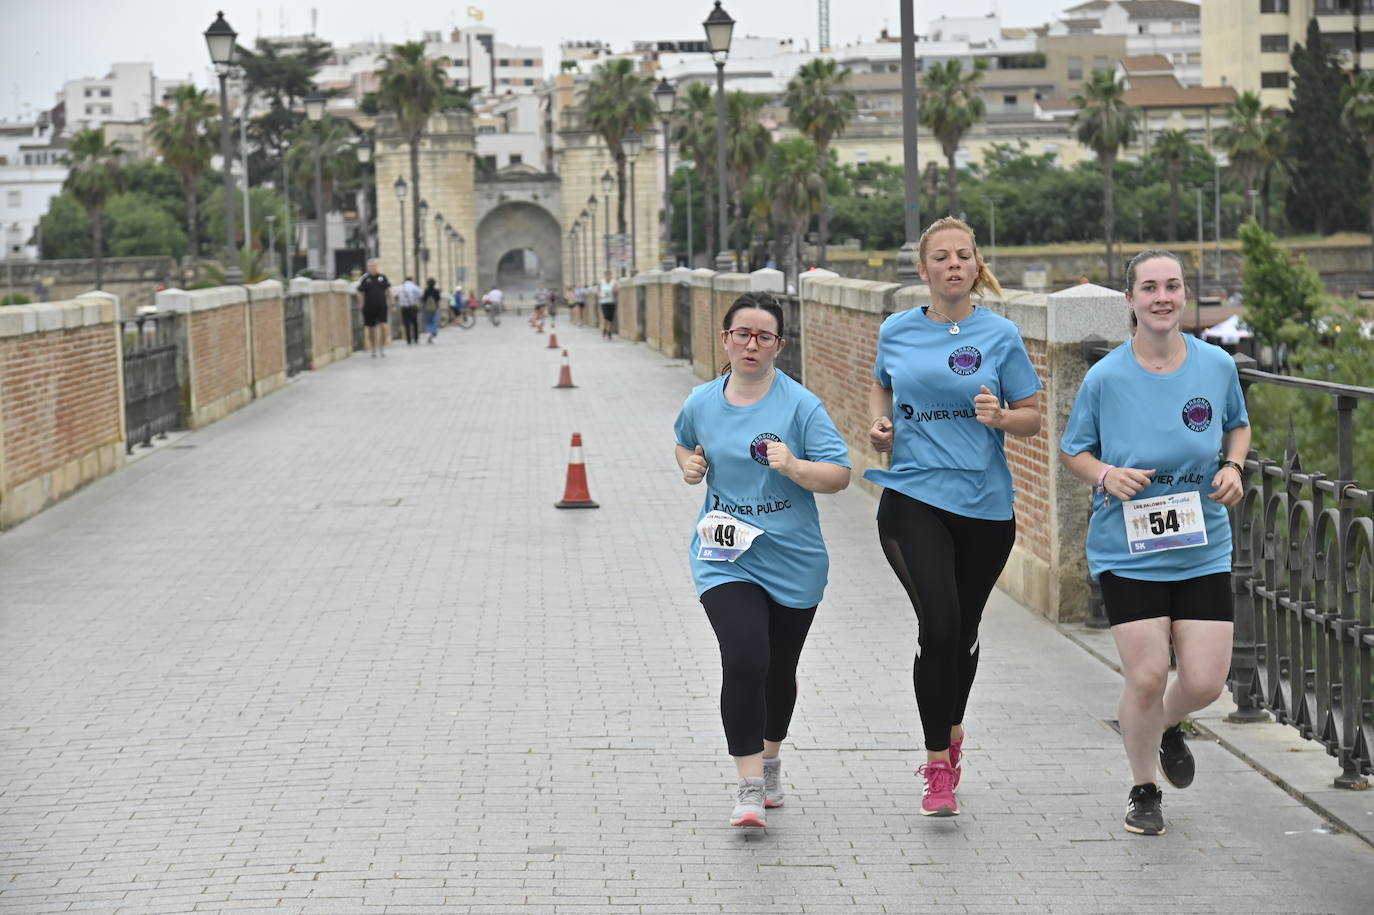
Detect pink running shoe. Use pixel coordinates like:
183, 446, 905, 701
918, 760, 959, 817
949, 730, 965, 788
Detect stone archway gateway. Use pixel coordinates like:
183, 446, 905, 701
475, 200, 563, 303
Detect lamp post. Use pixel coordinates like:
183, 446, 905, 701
456, 231, 465, 284
624, 130, 643, 275
418, 198, 429, 279
279, 143, 293, 277
446, 225, 456, 289
571, 223, 581, 288
587, 193, 598, 284
1195, 186, 1204, 334
304, 91, 329, 278
681, 158, 695, 268
703, 1, 735, 272
600, 170, 614, 273
896, 0, 922, 286
654, 78, 677, 270
394, 175, 408, 280
433, 212, 444, 287
356, 138, 373, 257
204, 11, 242, 284
1213, 151, 1223, 289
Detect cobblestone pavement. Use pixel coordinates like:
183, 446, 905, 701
2, 319, 1371, 914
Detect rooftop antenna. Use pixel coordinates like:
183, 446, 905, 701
819, 0, 831, 52
310, 7, 317, 36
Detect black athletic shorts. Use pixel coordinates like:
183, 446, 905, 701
363, 303, 388, 327
600, 301, 617, 322
1098, 570, 1233, 626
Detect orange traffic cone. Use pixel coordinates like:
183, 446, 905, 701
546, 332, 559, 349
553, 349, 576, 388
554, 433, 599, 509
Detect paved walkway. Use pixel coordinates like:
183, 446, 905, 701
2, 318, 1371, 914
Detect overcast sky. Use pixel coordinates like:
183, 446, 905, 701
3, 1, 1072, 122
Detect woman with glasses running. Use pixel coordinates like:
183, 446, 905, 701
674, 292, 851, 829
867, 216, 1043, 818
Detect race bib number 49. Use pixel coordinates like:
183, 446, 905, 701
1121, 491, 1207, 555
696, 510, 766, 562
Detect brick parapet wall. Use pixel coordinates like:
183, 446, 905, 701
0, 294, 124, 529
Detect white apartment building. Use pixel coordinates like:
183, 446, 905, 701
474, 93, 547, 172
58, 62, 188, 133
0, 119, 66, 260
1048, 1, 1203, 85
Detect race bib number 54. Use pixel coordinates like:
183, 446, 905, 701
1122, 491, 1207, 555
696, 510, 766, 562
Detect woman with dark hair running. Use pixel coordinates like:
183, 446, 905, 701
1060, 249, 1249, 836
867, 216, 1043, 817
674, 292, 851, 828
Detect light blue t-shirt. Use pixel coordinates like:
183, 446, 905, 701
674, 371, 851, 609
863, 306, 1043, 520
1060, 335, 1250, 581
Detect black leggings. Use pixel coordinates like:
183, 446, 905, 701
401, 305, 420, 343
876, 490, 1016, 751
701, 581, 817, 757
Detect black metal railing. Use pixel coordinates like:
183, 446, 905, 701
1229, 365, 1374, 786
673, 282, 692, 362
121, 313, 181, 453
635, 284, 647, 343
1081, 343, 1373, 785
777, 294, 803, 384
284, 293, 308, 376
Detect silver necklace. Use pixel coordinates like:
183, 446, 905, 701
927, 305, 970, 335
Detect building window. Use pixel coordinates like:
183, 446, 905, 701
7, 190, 20, 207
1261, 34, 1289, 52
855, 150, 869, 164
1093, 56, 1109, 72
1260, 0, 1289, 12
1068, 56, 1083, 79
477, 125, 497, 134
1261, 71, 1290, 88
499, 78, 510, 85
525, 78, 535, 86
509, 153, 522, 165
84, 88, 93, 97
481, 154, 497, 171
523, 58, 534, 66
100, 88, 111, 97
1003, 93, 1018, 106
498, 58, 510, 66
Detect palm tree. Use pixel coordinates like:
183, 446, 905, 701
725, 91, 773, 269
376, 41, 450, 278
287, 116, 360, 220
1073, 69, 1139, 287
580, 58, 656, 243
672, 82, 718, 262
1257, 108, 1287, 231
1342, 71, 1374, 277
918, 59, 986, 218
784, 58, 856, 266
1152, 129, 1192, 243
759, 137, 825, 289
64, 128, 126, 290
1216, 90, 1271, 220
150, 84, 217, 256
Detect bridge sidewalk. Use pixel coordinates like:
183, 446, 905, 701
1, 319, 1370, 914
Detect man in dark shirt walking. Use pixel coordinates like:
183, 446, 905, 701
356, 259, 393, 357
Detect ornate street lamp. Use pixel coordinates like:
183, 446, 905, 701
417, 198, 429, 276
394, 175, 408, 280
600, 170, 614, 273
355, 138, 373, 257
304, 92, 330, 278
624, 131, 643, 276
654, 78, 677, 270
586, 193, 598, 286
703, 1, 735, 272
204, 11, 242, 283
455, 231, 465, 284
434, 211, 444, 287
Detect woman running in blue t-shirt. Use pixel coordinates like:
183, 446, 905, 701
1060, 249, 1250, 836
674, 293, 851, 828
867, 217, 1043, 817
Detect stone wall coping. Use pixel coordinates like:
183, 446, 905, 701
1045, 282, 1130, 345
0, 296, 119, 338
669, 267, 694, 283
805, 275, 899, 315
749, 268, 785, 293
712, 272, 754, 294
247, 279, 285, 301
155, 285, 249, 314
289, 277, 339, 295
637, 270, 670, 286
329, 279, 354, 294
688, 268, 717, 288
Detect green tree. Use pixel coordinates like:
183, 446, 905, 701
63, 128, 127, 289
1342, 70, 1374, 278
150, 84, 217, 256
758, 137, 825, 287
1151, 129, 1193, 242
38, 193, 93, 259
104, 193, 188, 258
784, 58, 856, 266
376, 40, 451, 277
1240, 219, 1322, 367
672, 81, 718, 262
286, 116, 360, 219
580, 58, 656, 240
1287, 19, 1367, 235
239, 37, 332, 180
725, 91, 773, 267
919, 59, 986, 219
1216, 91, 1274, 221
1073, 69, 1139, 286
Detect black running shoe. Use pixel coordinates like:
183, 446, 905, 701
1158, 724, 1195, 789
1124, 783, 1166, 835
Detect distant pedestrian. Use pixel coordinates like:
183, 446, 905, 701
598, 270, 616, 340
574, 284, 588, 325
546, 286, 560, 322
674, 292, 851, 829
355, 258, 393, 358
422, 278, 442, 343
450, 285, 465, 321
867, 216, 1043, 817
1060, 249, 1250, 837
397, 276, 422, 345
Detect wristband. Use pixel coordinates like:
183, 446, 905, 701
1095, 464, 1115, 494
1219, 459, 1243, 475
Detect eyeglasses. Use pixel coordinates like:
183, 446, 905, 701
725, 328, 780, 348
